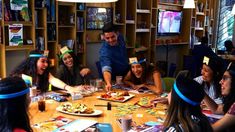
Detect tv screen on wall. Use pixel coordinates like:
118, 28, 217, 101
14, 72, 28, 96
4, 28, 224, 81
157, 10, 182, 35
86, 7, 112, 30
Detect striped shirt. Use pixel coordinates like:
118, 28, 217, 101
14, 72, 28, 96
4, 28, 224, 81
194, 76, 222, 104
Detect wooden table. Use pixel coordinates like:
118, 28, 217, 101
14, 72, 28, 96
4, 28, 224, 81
29, 91, 159, 132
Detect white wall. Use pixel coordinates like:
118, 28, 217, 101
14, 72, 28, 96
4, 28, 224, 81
6, 51, 28, 76
86, 43, 102, 78
155, 45, 188, 76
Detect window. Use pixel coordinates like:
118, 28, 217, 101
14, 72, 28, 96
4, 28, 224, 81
217, 0, 235, 50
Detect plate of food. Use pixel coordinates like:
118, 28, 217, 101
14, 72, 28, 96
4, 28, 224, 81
56, 103, 102, 116
97, 91, 135, 103
135, 97, 153, 108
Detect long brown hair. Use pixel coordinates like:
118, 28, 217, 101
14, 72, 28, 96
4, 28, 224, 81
164, 75, 212, 132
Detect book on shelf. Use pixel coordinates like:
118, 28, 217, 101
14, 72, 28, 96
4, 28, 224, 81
4, 3, 12, 21
77, 17, 84, 31
0, 0, 2, 19
35, 10, 38, 27
50, 0, 56, 22
61, 39, 75, 50
47, 23, 56, 41
46, 0, 51, 21
35, 0, 46, 8
9, 24, 23, 46
10, 0, 30, 21
36, 36, 45, 51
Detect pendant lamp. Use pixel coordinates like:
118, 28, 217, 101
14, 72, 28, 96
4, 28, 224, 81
57, 0, 118, 3
183, 0, 195, 9
232, 4, 235, 15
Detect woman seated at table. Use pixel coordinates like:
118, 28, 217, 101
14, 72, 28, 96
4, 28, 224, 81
0, 76, 32, 132
203, 62, 235, 131
164, 74, 212, 132
194, 56, 223, 104
123, 57, 163, 94
56, 46, 91, 86
10, 50, 80, 94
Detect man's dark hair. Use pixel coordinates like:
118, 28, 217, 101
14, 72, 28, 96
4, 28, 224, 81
224, 40, 234, 52
102, 22, 117, 33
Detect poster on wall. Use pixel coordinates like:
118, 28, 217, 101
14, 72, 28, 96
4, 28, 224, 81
86, 7, 112, 30
10, 0, 28, 10
10, 0, 30, 21
9, 24, 23, 46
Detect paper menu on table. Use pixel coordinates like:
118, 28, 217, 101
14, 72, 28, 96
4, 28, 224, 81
53, 119, 97, 132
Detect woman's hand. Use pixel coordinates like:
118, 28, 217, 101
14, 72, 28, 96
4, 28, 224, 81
150, 97, 168, 104
80, 68, 91, 77
132, 84, 146, 90
65, 85, 82, 94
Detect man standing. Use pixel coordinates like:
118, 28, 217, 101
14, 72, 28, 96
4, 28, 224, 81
99, 23, 129, 91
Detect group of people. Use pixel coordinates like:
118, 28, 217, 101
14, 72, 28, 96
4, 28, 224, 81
162, 60, 235, 131
0, 22, 235, 131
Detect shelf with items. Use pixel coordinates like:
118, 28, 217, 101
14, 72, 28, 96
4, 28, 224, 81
58, 3, 76, 27
76, 3, 86, 65
135, 0, 151, 61
5, 45, 34, 51
35, 5, 46, 51
113, 0, 126, 26
0, 0, 35, 77
150, 0, 157, 64
126, 0, 136, 24
4, 24, 34, 46
188, 0, 216, 48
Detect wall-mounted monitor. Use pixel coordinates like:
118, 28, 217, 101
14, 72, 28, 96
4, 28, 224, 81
86, 7, 112, 30
157, 9, 182, 36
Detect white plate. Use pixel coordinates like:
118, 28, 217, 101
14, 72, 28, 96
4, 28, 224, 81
56, 107, 102, 116
97, 94, 135, 103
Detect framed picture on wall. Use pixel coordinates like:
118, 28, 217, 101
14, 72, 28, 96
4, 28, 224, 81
86, 7, 112, 30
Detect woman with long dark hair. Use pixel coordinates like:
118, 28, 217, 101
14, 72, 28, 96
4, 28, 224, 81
0, 76, 32, 132
123, 57, 163, 94
10, 50, 79, 94
56, 46, 91, 86
194, 56, 223, 104
164, 74, 212, 132
203, 62, 235, 131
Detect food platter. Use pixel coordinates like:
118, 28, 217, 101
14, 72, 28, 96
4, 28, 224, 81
56, 103, 102, 116
97, 92, 135, 103
56, 107, 102, 116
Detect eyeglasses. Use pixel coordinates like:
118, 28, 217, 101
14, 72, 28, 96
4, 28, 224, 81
221, 75, 232, 81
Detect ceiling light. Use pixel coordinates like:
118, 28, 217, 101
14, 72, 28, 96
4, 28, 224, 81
57, 0, 118, 3
183, 0, 195, 9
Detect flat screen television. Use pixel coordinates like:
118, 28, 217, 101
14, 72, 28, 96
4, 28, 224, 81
157, 10, 182, 35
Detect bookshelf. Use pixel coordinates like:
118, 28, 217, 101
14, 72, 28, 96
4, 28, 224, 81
0, 0, 35, 77
112, 0, 154, 63
190, 0, 216, 47
57, 1, 76, 69
76, 3, 86, 65
150, 0, 157, 64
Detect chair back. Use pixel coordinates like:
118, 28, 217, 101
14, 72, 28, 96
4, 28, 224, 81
163, 77, 175, 92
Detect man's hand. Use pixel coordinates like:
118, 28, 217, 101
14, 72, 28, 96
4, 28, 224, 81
105, 83, 112, 91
